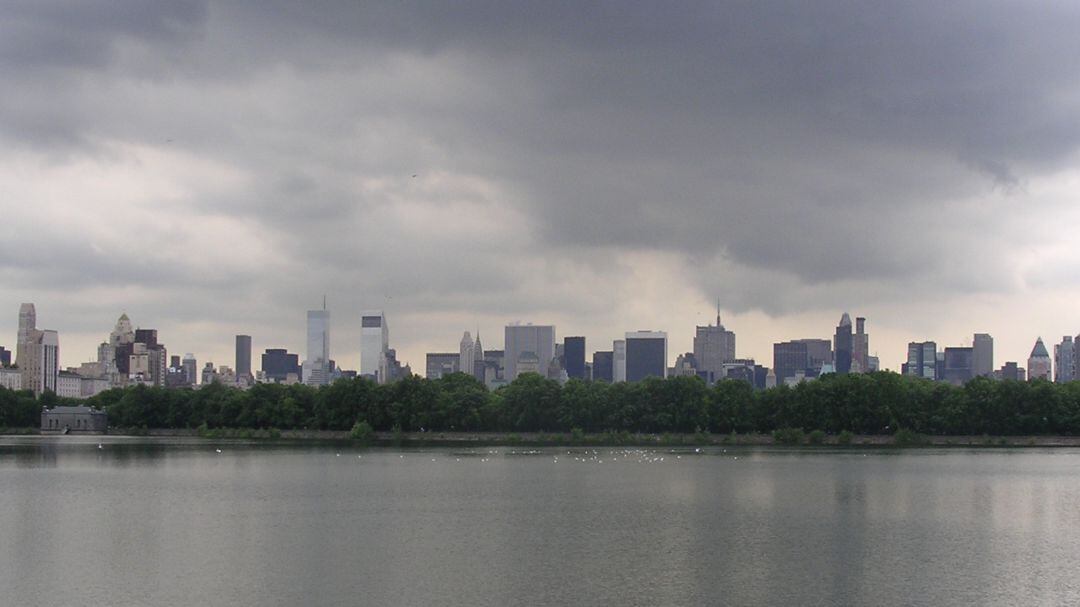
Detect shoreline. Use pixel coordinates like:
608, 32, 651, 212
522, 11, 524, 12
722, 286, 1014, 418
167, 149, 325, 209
5, 428, 1080, 447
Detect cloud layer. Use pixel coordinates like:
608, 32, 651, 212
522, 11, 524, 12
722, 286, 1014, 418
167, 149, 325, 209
3, 1, 1080, 371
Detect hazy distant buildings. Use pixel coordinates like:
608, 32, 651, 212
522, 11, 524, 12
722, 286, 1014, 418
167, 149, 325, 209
973, 333, 994, 378
591, 351, 613, 382
613, 340, 627, 382
15, 303, 59, 395
0, 366, 22, 390
1028, 338, 1051, 381
459, 331, 476, 379
902, 341, 938, 380
693, 312, 736, 383
1054, 336, 1075, 383
304, 307, 331, 386
505, 323, 555, 381
834, 313, 853, 374
235, 335, 252, 383
773, 338, 833, 383
262, 348, 301, 383
0, 346, 10, 367
942, 347, 973, 385
625, 331, 667, 382
852, 317, 870, 373
426, 353, 459, 379
564, 337, 586, 380
998, 361, 1025, 381
360, 310, 389, 382
182, 353, 197, 386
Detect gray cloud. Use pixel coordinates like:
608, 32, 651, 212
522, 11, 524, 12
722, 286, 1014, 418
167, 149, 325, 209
2, 1, 1080, 369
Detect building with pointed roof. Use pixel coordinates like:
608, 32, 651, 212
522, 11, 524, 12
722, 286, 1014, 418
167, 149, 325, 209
1028, 337, 1052, 381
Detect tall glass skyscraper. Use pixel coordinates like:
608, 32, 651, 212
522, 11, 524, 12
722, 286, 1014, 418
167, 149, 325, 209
361, 310, 388, 382
304, 307, 330, 386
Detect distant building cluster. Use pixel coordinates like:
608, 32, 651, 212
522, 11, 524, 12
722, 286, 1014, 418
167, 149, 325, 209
1, 301, 1073, 398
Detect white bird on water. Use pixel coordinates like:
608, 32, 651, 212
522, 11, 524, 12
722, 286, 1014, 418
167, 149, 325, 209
215, 449, 222, 453
97, 444, 103, 449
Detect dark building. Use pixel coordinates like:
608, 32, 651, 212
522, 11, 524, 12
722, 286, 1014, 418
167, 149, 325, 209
902, 341, 938, 380
564, 337, 586, 379
773, 341, 808, 383
625, 332, 667, 382
943, 347, 974, 385
592, 351, 613, 382
236, 335, 252, 379
425, 353, 460, 379
834, 313, 853, 374
999, 361, 1023, 381
0, 346, 10, 367
262, 348, 300, 383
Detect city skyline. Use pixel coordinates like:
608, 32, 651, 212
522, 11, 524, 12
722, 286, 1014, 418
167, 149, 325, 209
3, 4, 1080, 382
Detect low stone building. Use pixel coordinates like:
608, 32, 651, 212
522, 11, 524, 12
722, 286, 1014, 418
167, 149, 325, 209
40, 406, 107, 434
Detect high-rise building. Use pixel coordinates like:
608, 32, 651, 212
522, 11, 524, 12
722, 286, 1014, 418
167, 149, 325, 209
459, 331, 476, 379
1054, 336, 1075, 383
235, 335, 252, 381
564, 337, 586, 379
182, 353, 197, 386
973, 333, 994, 378
360, 310, 389, 382
472, 332, 486, 380
262, 348, 301, 383
942, 347, 973, 385
0, 346, 10, 367
1028, 338, 1051, 381
852, 317, 869, 373
15, 304, 59, 395
426, 353, 460, 379
902, 341, 938, 380
998, 362, 1024, 381
625, 331, 667, 382
613, 340, 627, 382
504, 323, 555, 381
304, 306, 331, 386
773, 339, 834, 383
592, 351, 613, 382
834, 313, 853, 374
693, 310, 736, 383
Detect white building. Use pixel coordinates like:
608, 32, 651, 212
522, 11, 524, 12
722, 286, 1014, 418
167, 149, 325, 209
360, 310, 389, 383
504, 323, 556, 381
16, 303, 59, 396
1028, 337, 1052, 381
304, 307, 331, 386
459, 331, 475, 378
0, 367, 22, 391
613, 339, 627, 383
56, 371, 82, 399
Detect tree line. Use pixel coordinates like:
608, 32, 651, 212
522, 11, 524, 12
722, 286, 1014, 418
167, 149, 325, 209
5, 371, 1080, 436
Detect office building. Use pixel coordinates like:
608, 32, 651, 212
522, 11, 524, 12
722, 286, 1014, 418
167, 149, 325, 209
592, 351, 613, 383
15, 304, 59, 395
625, 331, 667, 382
942, 347, 973, 385
1054, 336, 1075, 383
235, 335, 252, 382
426, 353, 459, 379
852, 317, 869, 373
262, 348, 301, 383
1028, 338, 1051, 381
773, 339, 833, 383
998, 362, 1025, 381
360, 310, 389, 382
834, 313, 853, 374
304, 306, 331, 386
182, 353, 197, 386
613, 340, 627, 382
564, 337, 586, 379
693, 311, 736, 383
973, 333, 994, 378
0, 346, 10, 367
459, 331, 476, 379
902, 341, 938, 380
0, 367, 22, 390
504, 323, 556, 381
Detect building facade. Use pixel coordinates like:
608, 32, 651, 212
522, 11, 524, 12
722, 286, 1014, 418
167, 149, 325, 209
235, 335, 252, 382
625, 331, 667, 382
504, 324, 555, 381
693, 314, 736, 384
564, 337, 586, 380
834, 313, 853, 374
304, 308, 331, 386
592, 351, 613, 382
360, 310, 389, 382
1054, 336, 1075, 383
973, 333, 994, 378
41, 406, 107, 434
1028, 338, 1051, 381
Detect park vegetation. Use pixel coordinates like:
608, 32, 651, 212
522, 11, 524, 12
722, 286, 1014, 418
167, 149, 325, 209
4, 371, 1080, 437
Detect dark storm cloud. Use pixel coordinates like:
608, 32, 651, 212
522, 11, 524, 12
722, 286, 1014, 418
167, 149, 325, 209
3, 0, 1080, 348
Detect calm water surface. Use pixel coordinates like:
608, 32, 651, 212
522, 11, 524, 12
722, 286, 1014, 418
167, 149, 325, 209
2, 437, 1079, 606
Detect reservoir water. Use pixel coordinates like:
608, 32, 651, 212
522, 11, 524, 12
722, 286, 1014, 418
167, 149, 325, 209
2, 436, 1079, 606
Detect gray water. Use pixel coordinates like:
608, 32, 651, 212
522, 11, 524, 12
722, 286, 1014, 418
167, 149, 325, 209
2, 437, 1079, 606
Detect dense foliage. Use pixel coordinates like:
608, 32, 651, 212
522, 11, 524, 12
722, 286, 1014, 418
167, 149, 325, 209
6, 371, 1080, 436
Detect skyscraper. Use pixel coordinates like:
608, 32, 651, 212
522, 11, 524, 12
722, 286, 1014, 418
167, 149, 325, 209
235, 335, 252, 381
942, 347, 973, 385
262, 348, 301, 383
1054, 336, 1074, 383
304, 306, 331, 386
902, 341, 938, 380
852, 317, 869, 373
15, 304, 59, 395
625, 331, 667, 382
564, 336, 586, 379
592, 351, 613, 382
834, 313, 853, 374
182, 353, 198, 386
504, 323, 556, 381
1028, 338, 1051, 381
0, 346, 10, 367
459, 331, 475, 378
693, 309, 736, 383
973, 333, 994, 378
360, 310, 389, 383
613, 339, 627, 382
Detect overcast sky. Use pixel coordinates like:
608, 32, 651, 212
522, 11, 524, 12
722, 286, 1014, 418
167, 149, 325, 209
3, 1, 1080, 374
